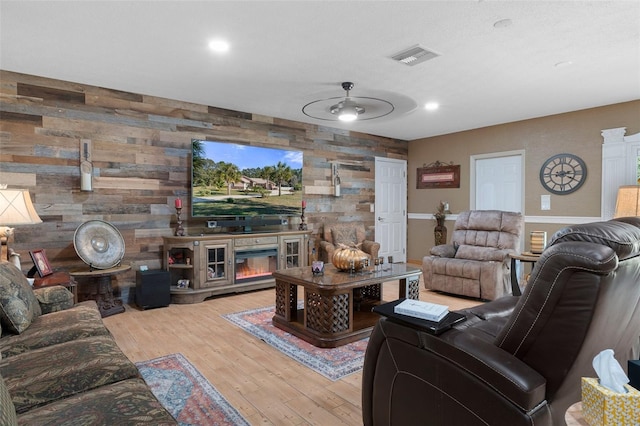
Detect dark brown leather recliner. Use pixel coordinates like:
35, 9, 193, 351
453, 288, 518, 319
362, 217, 640, 426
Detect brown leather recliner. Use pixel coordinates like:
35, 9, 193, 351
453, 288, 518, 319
363, 217, 640, 426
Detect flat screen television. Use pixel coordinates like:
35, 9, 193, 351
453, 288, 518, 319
191, 140, 303, 221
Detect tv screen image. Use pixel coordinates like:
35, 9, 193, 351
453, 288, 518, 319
191, 140, 303, 219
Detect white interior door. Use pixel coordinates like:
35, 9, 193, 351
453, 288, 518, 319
471, 151, 525, 279
375, 157, 407, 262
471, 151, 524, 213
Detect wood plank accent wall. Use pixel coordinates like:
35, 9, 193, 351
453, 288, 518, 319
0, 71, 407, 294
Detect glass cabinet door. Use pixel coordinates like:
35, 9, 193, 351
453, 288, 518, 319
280, 235, 305, 269
201, 241, 232, 287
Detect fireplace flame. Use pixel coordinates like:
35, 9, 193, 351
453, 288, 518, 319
235, 249, 278, 282
236, 261, 273, 280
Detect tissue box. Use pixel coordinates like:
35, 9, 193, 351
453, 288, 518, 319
581, 377, 640, 425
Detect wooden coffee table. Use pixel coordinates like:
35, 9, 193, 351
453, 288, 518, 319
272, 263, 422, 348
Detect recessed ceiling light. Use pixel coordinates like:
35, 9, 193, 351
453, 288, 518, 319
209, 39, 230, 53
555, 61, 573, 68
424, 102, 439, 111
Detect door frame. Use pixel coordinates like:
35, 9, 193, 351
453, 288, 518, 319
374, 157, 408, 262
470, 149, 525, 213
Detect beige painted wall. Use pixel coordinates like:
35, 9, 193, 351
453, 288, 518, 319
407, 100, 640, 263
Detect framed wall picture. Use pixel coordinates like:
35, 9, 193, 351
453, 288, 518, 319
417, 164, 461, 189
29, 249, 53, 277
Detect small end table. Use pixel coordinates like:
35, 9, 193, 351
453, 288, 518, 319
565, 402, 588, 425
70, 264, 130, 317
509, 252, 541, 296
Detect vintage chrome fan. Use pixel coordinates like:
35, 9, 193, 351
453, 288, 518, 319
73, 220, 125, 269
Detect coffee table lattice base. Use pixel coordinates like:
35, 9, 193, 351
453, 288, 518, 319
274, 281, 297, 318
407, 277, 420, 300
361, 284, 381, 300
306, 292, 350, 334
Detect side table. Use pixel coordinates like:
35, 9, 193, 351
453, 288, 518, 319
33, 271, 78, 303
70, 264, 131, 317
509, 252, 541, 296
565, 402, 588, 425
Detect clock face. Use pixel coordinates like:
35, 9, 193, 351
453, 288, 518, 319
539, 153, 587, 195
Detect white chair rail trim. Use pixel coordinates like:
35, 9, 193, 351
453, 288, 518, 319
408, 213, 602, 225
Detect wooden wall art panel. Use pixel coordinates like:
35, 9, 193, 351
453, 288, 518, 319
0, 70, 408, 301
416, 163, 460, 189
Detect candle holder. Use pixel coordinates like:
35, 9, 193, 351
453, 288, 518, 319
298, 207, 308, 231
175, 207, 185, 236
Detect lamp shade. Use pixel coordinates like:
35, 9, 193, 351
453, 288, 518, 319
614, 185, 640, 218
0, 189, 42, 225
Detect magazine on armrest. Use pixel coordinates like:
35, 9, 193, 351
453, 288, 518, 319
394, 298, 449, 322
373, 299, 466, 335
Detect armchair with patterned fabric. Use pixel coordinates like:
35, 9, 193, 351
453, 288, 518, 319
319, 223, 380, 264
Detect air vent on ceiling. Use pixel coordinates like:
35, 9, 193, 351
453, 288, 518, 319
391, 45, 440, 66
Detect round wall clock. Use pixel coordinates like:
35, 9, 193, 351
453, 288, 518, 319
539, 153, 587, 195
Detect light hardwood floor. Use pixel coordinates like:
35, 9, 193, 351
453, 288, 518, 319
103, 277, 482, 425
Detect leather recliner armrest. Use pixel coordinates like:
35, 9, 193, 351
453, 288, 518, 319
380, 318, 547, 411
459, 295, 519, 320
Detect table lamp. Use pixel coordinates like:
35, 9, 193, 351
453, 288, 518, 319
0, 187, 43, 268
614, 185, 640, 218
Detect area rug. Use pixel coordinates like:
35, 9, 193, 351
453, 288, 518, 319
222, 305, 368, 381
136, 353, 249, 426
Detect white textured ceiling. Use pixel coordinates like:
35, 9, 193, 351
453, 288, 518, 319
1, 1, 639, 141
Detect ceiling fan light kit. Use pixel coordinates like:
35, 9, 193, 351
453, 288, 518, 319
302, 81, 395, 122
330, 82, 365, 122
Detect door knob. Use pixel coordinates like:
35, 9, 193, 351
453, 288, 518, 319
378, 217, 384, 221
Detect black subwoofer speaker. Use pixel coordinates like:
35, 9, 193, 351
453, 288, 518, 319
135, 270, 170, 309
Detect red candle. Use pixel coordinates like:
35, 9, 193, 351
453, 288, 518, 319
302, 200, 306, 209
175, 198, 182, 208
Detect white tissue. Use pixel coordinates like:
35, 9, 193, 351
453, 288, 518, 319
593, 349, 629, 393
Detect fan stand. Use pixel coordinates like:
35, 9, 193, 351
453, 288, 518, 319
70, 264, 130, 317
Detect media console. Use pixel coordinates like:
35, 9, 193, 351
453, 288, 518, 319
163, 230, 310, 304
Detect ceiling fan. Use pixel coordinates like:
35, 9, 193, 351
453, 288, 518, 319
330, 82, 365, 122
302, 81, 395, 122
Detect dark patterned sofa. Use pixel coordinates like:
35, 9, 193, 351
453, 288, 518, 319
0, 261, 176, 425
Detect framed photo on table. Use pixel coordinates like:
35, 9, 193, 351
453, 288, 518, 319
29, 249, 53, 277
